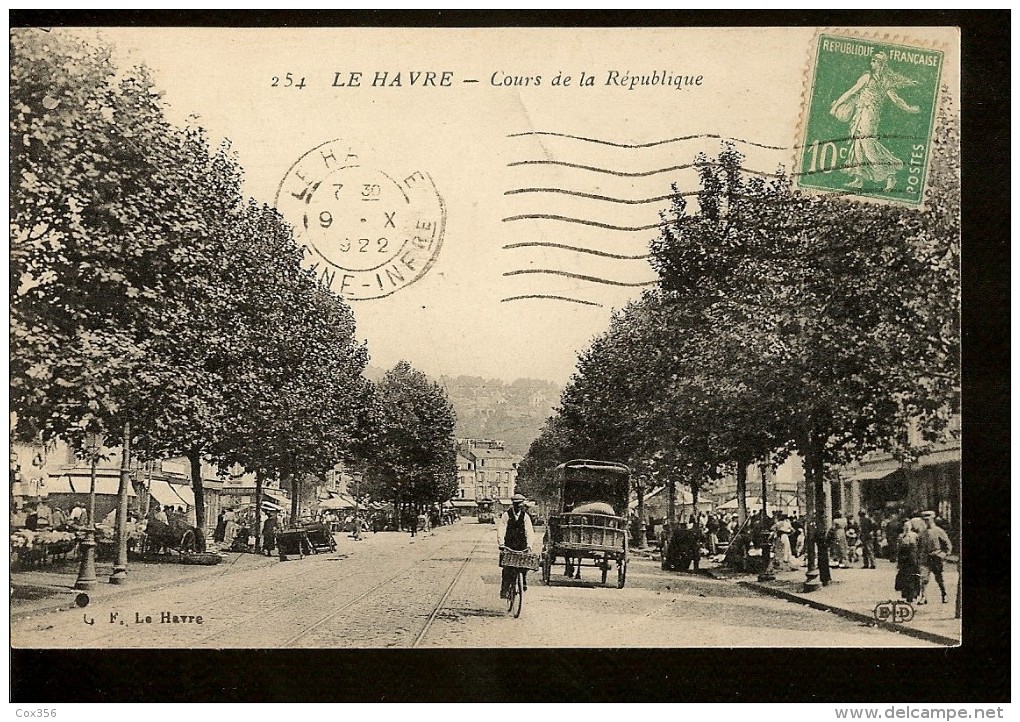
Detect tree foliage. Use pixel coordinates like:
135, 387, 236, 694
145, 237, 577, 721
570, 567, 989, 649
363, 362, 458, 509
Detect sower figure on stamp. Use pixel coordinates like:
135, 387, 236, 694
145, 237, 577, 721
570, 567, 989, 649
497, 494, 535, 599
829, 52, 920, 192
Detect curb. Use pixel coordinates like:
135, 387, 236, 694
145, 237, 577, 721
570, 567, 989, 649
735, 580, 960, 647
11, 552, 277, 622
698, 566, 959, 647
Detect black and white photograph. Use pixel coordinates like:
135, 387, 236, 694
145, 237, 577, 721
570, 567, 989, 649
7, 12, 1007, 704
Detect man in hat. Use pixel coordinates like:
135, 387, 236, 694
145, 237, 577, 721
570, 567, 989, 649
858, 509, 878, 569
918, 511, 952, 603
496, 493, 535, 599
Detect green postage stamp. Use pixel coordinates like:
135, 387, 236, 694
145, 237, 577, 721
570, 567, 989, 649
798, 33, 944, 205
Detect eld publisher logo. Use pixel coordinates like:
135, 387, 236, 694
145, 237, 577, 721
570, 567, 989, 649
873, 600, 915, 624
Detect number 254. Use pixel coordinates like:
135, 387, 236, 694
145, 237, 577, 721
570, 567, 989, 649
271, 73, 306, 89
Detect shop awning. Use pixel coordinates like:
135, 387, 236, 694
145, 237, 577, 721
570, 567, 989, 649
171, 483, 195, 507
148, 480, 181, 507
319, 494, 357, 510
46, 473, 136, 497
264, 490, 289, 506
849, 468, 899, 481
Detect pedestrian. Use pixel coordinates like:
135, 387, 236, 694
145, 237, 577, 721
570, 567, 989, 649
34, 500, 53, 529
222, 507, 238, 547
497, 494, 535, 599
829, 512, 850, 568
157, 505, 170, 524
50, 505, 67, 530
410, 509, 418, 537
706, 514, 720, 556
858, 509, 878, 569
884, 510, 901, 561
790, 513, 804, 557
918, 510, 952, 604
68, 503, 86, 527
894, 521, 922, 603
772, 513, 793, 570
213, 509, 226, 543
262, 512, 278, 556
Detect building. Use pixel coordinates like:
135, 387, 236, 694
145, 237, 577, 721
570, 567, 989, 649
838, 414, 961, 546
455, 439, 519, 508
454, 450, 477, 509
709, 456, 805, 517
12, 439, 247, 536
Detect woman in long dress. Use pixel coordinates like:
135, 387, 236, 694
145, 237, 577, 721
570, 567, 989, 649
829, 52, 920, 191
894, 522, 921, 603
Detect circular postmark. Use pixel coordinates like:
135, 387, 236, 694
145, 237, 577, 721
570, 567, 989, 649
275, 139, 446, 301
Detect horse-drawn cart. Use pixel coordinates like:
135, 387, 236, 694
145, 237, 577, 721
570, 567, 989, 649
143, 516, 200, 557
277, 521, 337, 561
540, 460, 630, 589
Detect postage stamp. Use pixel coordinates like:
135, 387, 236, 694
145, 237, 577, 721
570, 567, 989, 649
798, 33, 944, 206
275, 139, 446, 301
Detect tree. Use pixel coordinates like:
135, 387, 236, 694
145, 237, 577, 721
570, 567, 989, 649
649, 126, 959, 584
364, 362, 458, 520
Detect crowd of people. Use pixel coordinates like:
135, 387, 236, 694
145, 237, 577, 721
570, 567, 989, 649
656, 505, 954, 609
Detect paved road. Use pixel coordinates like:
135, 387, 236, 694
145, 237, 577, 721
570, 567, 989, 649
11, 520, 933, 648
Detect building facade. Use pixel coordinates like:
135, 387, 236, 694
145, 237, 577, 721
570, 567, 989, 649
454, 439, 519, 508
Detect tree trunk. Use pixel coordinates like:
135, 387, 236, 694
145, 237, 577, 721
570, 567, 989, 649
255, 471, 263, 553
803, 441, 830, 585
667, 478, 676, 525
188, 447, 207, 552
289, 454, 300, 523
692, 483, 701, 569
111, 420, 131, 582
736, 459, 749, 524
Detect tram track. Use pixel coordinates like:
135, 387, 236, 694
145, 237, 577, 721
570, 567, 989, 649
29, 527, 486, 648
279, 534, 477, 648
410, 537, 483, 648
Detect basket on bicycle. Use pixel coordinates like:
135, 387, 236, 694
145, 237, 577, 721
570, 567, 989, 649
499, 549, 540, 570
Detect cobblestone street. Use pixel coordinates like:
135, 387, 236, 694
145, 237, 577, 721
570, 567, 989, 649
12, 520, 936, 648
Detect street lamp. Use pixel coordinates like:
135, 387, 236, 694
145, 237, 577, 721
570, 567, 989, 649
74, 430, 103, 591
352, 471, 363, 541
757, 461, 775, 582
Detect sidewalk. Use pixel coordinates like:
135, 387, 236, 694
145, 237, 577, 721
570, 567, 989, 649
703, 556, 961, 646
10, 523, 467, 621
10, 550, 279, 621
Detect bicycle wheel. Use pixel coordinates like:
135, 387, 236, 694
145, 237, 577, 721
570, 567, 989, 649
506, 572, 516, 613
511, 571, 524, 618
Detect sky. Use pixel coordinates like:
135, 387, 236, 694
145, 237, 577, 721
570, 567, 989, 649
72, 26, 959, 384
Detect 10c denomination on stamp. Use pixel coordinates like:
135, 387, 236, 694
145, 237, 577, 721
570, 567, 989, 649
798, 34, 944, 206
275, 139, 446, 300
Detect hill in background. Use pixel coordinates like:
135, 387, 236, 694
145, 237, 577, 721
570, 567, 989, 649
364, 366, 561, 456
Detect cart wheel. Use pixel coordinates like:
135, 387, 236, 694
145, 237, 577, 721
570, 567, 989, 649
617, 558, 627, 589
601, 559, 609, 585
180, 530, 196, 554
541, 551, 552, 585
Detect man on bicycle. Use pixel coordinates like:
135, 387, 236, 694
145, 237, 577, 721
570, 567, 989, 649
497, 493, 535, 599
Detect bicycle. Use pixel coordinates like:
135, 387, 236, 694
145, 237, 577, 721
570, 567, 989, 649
499, 547, 540, 618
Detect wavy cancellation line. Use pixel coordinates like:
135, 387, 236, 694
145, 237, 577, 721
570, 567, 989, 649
507, 130, 927, 151
502, 214, 670, 231
503, 269, 657, 288
503, 242, 651, 261
500, 294, 604, 308
507, 158, 789, 179
507, 131, 790, 151
504, 187, 682, 205
507, 155, 924, 181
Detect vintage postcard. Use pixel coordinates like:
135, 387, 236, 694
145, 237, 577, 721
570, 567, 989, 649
11, 23, 967, 662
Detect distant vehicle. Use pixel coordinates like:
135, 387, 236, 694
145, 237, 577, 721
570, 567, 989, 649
477, 499, 496, 524
541, 460, 630, 588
